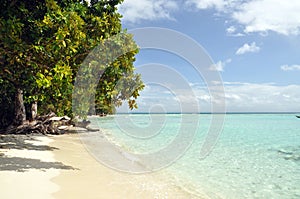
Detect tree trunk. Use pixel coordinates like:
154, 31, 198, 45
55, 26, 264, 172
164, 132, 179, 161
25, 101, 37, 121
13, 88, 26, 126
31, 101, 37, 120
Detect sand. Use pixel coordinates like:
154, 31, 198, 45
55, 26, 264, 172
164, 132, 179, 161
51, 133, 194, 199
0, 133, 200, 199
0, 135, 60, 199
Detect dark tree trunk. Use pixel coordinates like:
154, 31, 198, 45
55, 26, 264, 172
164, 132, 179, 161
31, 101, 37, 120
25, 101, 37, 121
13, 88, 26, 126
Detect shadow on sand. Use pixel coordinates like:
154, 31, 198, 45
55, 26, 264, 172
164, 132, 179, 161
0, 135, 77, 172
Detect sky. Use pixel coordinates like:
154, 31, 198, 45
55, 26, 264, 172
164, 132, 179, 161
115, 0, 300, 113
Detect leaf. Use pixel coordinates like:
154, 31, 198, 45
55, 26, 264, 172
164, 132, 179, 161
62, 40, 66, 47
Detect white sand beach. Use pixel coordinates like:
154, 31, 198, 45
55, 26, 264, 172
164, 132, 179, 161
0, 135, 60, 199
0, 133, 201, 199
51, 133, 196, 199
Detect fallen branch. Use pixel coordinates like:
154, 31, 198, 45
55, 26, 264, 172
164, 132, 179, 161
4, 113, 62, 135
2, 113, 99, 135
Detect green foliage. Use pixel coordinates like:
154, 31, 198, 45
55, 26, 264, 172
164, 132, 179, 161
0, 78, 15, 127
0, 0, 144, 124
72, 32, 144, 116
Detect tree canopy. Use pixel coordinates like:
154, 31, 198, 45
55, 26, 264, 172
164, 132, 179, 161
0, 0, 144, 128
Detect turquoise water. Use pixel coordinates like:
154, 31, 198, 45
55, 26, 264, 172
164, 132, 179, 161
95, 114, 300, 198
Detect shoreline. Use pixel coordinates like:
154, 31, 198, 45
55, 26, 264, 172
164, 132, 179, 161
0, 131, 208, 198
50, 132, 199, 198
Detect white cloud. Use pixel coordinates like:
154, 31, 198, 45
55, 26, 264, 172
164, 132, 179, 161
226, 25, 244, 37
226, 25, 236, 34
232, 0, 300, 35
185, 0, 230, 11
185, 0, 240, 12
186, 1, 300, 36
118, 0, 178, 23
280, 64, 300, 71
119, 1, 300, 36
209, 59, 231, 71
236, 42, 260, 55
192, 82, 300, 112
223, 83, 300, 112
117, 80, 300, 113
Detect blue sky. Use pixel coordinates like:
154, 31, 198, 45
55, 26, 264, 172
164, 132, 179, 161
116, 0, 300, 113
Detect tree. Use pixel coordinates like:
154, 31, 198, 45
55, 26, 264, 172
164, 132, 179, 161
0, 0, 144, 129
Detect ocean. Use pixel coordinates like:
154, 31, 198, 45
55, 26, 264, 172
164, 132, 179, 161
89, 114, 300, 198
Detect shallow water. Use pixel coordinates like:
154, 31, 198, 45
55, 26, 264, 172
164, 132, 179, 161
94, 114, 300, 198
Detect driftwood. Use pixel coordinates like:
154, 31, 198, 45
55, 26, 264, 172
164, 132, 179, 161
4, 113, 61, 135
1, 113, 99, 135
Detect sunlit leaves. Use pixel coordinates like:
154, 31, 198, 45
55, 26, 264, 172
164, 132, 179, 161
0, 0, 143, 120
